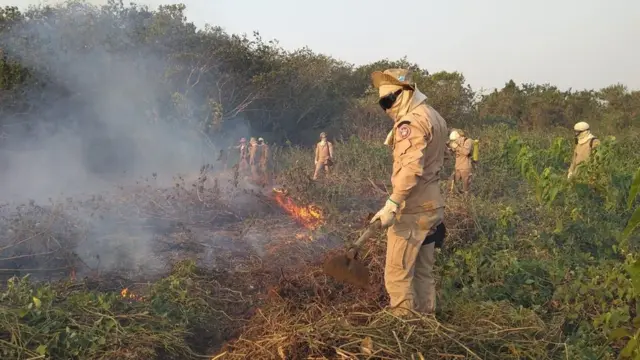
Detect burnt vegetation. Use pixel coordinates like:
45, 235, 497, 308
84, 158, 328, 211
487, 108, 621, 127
1, 1, 640, 359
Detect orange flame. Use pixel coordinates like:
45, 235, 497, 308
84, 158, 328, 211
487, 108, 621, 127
121, 288, 145, 302
273, 190, 324, 230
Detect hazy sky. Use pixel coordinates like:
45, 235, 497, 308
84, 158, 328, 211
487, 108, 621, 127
4, 0, 639, 91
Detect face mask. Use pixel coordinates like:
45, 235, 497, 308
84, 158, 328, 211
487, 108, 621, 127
378, 89, 403, 111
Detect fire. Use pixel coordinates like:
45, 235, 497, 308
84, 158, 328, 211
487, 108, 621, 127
120, 288, 145, 302
272, 188, 324, 230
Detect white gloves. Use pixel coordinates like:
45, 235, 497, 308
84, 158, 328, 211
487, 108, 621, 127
370, 198, 399, 228
450, 141, 459, 149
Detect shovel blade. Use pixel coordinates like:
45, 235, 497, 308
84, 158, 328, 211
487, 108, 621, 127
323, 254, 370, 289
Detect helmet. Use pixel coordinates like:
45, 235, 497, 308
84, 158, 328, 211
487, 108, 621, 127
258, 137, 264, 142
320, 132, 327, 138
449, 130, 460, 141
240, 137, 246, 143
250, 137, 257, 143
573, 122, 590, 132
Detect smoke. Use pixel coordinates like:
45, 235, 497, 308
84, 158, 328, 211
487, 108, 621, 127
0, 14, 207, 197
0, 2, 252, 278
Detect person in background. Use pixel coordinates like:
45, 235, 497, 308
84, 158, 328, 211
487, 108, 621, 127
229, 138, 248, 175
258, 137, 270, 185
447, 129, 473, 194
249, 137, 260, 182
568, 122, 600, 179
313, 132, 334, 180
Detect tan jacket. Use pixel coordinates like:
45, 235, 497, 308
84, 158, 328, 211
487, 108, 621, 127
249, 143, 262, 165
259, 144, 269, 166
315, 141, 333, 163
569, 134, 599, 175
453, 137, 473, 171
389, 102, 447, 214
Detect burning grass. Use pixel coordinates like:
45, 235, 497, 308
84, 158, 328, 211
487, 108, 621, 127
0, 162, 574, 359
272, 188, 325, 230
0, 167, 348, 359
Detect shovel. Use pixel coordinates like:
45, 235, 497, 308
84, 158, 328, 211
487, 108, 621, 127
323, 219, 381, 289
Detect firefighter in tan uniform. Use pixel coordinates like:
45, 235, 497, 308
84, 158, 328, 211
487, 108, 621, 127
313, 132, 334, 180
258, 137, 270, 184
370, 69, 448, 316
248, 137, 261, 182
230, 138, 249, 175
448, 129, 473, 193
568, 122, 600, 179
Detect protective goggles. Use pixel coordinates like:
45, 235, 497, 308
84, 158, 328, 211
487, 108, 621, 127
378, 89, 403, 110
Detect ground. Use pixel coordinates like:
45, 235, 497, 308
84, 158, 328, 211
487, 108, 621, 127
1, 131, 639, 359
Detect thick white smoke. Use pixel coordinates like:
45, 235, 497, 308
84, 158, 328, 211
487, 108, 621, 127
0, 2, 253, 278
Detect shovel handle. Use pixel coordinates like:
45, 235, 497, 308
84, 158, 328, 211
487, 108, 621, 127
352, 219, 382, 248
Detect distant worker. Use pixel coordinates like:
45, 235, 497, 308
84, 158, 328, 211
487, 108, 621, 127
370, 68, 448, 317
448, 129, 474, 194
230, 138, 249, 175
568, 121, 600, 179
249, 137, 261, 182
258, 137, 270, 185
313, 132, 334, 180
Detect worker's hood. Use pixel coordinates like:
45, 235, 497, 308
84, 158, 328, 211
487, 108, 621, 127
384, 129, 394, 146
378, 84, 428, 122
576, 130, 594, 144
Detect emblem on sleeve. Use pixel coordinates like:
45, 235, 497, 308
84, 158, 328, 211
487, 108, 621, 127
398, 124, 411, 139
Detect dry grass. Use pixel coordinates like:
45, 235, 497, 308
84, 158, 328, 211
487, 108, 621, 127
215, 238, 567, 360
0, 158, 572, 360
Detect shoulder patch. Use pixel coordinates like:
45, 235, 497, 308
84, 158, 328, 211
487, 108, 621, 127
398, 124, 411, 139
397, 120, 411, 128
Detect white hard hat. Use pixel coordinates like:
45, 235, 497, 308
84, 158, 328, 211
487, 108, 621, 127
258, 137, 264, 142
449, 130, 460, 141
573, 122, 590, 132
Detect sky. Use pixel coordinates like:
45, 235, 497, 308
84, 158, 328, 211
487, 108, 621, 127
4, 0, 639, 92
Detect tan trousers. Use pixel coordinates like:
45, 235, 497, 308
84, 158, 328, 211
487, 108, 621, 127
385, 207, 444, 316
313, 160, 330, 180
454, 169, 471, 193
